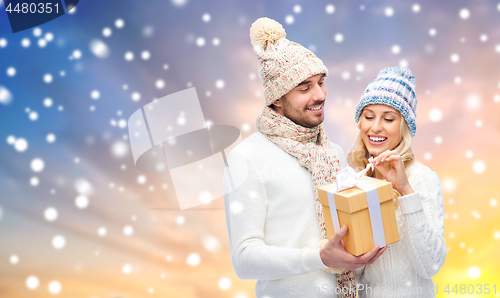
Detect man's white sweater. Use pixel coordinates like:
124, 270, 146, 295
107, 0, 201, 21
223, 131, 347, 298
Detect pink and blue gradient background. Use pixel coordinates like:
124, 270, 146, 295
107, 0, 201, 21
0, 0, 499, 297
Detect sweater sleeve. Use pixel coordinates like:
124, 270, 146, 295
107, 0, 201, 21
396, 169, 447, 279
223, 150, 328, 281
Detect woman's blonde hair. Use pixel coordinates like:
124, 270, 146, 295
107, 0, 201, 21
347, 110, 414, 177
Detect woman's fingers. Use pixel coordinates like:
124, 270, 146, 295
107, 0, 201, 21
373, 161, 389, 177
385, 155, 405, 173
380, 150, 398, 162
384, 154, 401, 164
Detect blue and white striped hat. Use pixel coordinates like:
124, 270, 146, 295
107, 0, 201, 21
354, 67, 417, 137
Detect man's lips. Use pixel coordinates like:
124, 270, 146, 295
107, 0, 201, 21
306, 102, 324, 114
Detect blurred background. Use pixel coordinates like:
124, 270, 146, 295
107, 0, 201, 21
0, 0, 499, 297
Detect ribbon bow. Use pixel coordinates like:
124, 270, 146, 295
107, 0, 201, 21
336, 163, 374, 191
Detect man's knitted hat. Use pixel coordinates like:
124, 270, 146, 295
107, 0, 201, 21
249, 17, 329, 106
354, 67, 418, 137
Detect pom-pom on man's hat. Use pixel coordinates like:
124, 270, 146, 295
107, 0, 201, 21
354, 67, 418, 137
250, 17, 329, 106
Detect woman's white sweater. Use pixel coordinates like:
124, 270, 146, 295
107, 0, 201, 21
354, 161, 447, 298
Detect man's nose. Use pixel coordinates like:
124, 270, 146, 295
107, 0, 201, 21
311, 84, 326, 101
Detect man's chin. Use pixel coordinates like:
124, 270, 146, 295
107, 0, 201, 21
284, 112, 324, 128
301, 119, 324, 128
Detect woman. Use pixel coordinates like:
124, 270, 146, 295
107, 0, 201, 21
348, 67, 447, 297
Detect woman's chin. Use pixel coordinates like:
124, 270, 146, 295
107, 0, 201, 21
366, 146, 384, 157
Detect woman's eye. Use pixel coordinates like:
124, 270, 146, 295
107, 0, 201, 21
301, 87, 309, 92
385, 118, 394, 122
364, 116, 374, 120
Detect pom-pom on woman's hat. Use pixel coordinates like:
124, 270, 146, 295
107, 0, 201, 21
354, 67, 418, 137
250, 17, 329, 106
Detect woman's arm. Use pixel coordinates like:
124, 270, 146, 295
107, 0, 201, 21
397, 169, 447, 279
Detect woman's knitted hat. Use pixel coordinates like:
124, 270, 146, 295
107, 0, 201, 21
354, 67, 418, 137
250, 17, 328, 106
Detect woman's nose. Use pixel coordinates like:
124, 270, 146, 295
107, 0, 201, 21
371, 118, 383, 133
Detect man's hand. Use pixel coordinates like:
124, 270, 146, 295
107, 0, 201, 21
319, 225, 386, 270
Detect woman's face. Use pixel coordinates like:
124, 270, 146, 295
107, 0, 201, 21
359, 104, 402, 157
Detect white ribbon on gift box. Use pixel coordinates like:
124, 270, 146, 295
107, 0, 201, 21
326, 163, 387, 248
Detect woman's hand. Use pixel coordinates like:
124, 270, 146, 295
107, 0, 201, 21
370, 150, 414, 196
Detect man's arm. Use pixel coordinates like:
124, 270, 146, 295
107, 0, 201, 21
223, 148, 386, 280
223, 150, 326, 280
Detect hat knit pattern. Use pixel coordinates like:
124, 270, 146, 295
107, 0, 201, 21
256, 106, 357, 298
354, 66, 418, 137
250, 17, 329, 106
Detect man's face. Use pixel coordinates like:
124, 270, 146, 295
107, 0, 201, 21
272, 73, 327, 128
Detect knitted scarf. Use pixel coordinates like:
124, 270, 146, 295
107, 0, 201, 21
256, 106, 357, 298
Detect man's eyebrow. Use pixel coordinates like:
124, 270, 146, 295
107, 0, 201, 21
296, 74, 327, 87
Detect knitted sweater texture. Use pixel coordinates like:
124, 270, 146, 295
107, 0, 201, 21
223, 131, 346, 298
354, 160, 447, 298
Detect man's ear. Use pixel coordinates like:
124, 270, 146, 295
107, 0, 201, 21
273, 96, 283, 108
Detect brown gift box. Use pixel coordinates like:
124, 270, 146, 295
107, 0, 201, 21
318, 176, 400, 256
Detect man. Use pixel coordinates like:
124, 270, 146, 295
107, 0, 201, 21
223, 17, 385, 298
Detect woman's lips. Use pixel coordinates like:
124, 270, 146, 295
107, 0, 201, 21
367, 135, 388, 146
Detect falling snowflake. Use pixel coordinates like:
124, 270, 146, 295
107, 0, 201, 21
391, 45, 401, 54
186, 253, 201, 266
52, 235, 66, 249
125, 52, 134, 61
285, 15, 294, 25
43, 73, 53, 83
218, 277, 231, 290
459, 8, 470, 20
26, 276, 39, 290
334, 33, 344, 43
215, 79, 225, 89
31, 158, 45, 172
44, 207, 58, 221
0, 86, 13, 105
6, 67, 16, 76
325, 4, 335, 14
141, 50, 151, 60
90, 39, 109, 58
428, 108, 442, 122
385, 7, 394, 17
468, 267, 480, 279
472, 160, 485, 174
115, 19, 125, 28
102, 27, 112, 37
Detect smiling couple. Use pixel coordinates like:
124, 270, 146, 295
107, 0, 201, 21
222, 17, 447, 298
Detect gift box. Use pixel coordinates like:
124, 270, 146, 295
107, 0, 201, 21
318, 173, 400, 256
